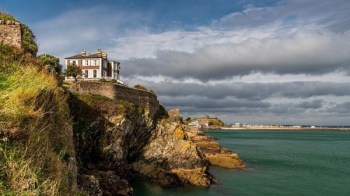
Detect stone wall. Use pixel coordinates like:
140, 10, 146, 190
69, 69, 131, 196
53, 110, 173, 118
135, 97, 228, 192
76, 81, 159, 118
0, 20, 22, 49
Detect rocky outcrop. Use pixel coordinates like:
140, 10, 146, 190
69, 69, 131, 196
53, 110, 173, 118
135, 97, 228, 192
132, 121, 212, 187
69, 93, 155, 195
69, 92, 217, 194
185, 127, 245, 169
69, 88, 244, 195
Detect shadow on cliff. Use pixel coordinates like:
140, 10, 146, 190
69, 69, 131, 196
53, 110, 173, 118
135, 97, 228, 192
67, 92, 157, 178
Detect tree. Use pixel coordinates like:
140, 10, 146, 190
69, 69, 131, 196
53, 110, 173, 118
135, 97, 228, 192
37, 54, 62, 74
65, 64, 82, 82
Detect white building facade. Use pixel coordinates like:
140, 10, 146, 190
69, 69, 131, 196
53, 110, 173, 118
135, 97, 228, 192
65, 49, 121, 80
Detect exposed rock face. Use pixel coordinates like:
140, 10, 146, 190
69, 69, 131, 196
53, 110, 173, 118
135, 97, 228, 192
185, 127, 245, 169
69, 93, 155, 195
0, 21, 22, 49
132, 121, 212, 187
69, 89, 244, 195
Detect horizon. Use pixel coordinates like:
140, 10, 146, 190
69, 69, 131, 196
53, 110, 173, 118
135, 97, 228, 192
1, 0, 350, 126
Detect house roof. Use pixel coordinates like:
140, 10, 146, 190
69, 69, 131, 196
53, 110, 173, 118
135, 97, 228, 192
65, 53, 104, 59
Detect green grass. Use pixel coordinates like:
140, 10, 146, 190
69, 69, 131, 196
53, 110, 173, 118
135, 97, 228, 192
0, 44, 77, 195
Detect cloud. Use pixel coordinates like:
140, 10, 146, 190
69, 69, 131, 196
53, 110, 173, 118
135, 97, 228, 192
120, 27, 350, 81
133, 80, 350, 100
29, 0, 350, 125
214, 0, 350, 32
108, 0, 350, 81
32, 6, 151, 58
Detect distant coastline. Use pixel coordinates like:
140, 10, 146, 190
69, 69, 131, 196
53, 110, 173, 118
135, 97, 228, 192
205, 127, 350, 131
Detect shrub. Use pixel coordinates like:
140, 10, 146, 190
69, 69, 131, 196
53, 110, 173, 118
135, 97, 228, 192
37, 54, 62, 74
99, 78, 107, 83
134, 84, 148, 91
149, 89, 156, 94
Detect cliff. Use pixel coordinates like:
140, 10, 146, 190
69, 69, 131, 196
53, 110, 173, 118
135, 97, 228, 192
0, 13, 245, 195
68, 91, 214, 194
0, 45, 77, 195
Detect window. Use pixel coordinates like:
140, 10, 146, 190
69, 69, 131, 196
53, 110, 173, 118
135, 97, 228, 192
93, 70, 97, 78
72, 60, 76, 65
94, 60, 97, 66
85, 70, 88, 78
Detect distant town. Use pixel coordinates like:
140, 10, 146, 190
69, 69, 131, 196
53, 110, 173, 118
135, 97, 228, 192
181, 114, 350, 131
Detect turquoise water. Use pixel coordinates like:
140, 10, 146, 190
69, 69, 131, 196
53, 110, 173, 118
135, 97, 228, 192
133, 130, 350, 195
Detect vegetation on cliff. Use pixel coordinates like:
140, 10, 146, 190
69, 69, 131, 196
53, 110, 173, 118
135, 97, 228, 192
0, 40, 76, 194
0, 12, 245, 195
37, 54, 62, 74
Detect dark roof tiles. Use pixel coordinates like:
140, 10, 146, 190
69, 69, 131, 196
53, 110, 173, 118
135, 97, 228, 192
65, 53, 104, 59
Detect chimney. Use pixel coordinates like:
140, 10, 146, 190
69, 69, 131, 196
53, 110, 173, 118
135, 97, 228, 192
96, 49, 102, 55
81, 49, 86, 56
102, 52, 107, 59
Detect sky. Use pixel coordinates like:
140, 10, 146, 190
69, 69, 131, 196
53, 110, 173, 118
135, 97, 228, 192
1, 0, 350, 126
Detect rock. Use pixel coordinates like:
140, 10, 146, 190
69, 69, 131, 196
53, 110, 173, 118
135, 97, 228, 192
78, 171, 133, 196
78, 174, 103, 196
185, 126, 245, 169
205, 150, 245, 169
132, 120, 212, 187
69, 90, 244, 194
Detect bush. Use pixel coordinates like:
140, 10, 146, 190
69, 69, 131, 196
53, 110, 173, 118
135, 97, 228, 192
0, 12, 17, 21
154, 104, 169, 121
134, 84, 148, 91
111, 79, 117, 83
21, 24, 38, 56
99, 78, 107, 83
37, 54, 62, 74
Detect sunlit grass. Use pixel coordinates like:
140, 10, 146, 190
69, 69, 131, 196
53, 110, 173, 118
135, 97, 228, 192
0, 64, 57, 128
0, 44, 77, 194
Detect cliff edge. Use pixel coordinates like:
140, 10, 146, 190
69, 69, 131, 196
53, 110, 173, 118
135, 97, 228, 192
0, 13, 245, 195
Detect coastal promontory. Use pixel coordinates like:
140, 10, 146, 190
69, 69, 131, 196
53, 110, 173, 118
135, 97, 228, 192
0, 13, 244, 195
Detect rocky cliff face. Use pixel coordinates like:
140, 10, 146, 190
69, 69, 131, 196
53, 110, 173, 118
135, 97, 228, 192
68, 90, 245, 195
132, 121, 212, 187
69, 92, 213, 195
186, 127, 245, 169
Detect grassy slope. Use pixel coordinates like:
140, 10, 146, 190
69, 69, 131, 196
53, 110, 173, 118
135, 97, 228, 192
0, 45, 77, 194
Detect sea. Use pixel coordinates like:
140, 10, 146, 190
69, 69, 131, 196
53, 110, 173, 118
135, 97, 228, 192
132, 130, 350, 196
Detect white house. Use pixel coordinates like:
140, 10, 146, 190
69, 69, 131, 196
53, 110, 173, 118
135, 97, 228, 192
65, 49, 121, 80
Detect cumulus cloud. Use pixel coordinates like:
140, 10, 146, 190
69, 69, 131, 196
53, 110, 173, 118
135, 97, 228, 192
33, 6, 151, 58
30, 0, 350, 125
214, 0, 350, 32
120, 27, 350, 81
132, 81, 350, 100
